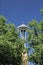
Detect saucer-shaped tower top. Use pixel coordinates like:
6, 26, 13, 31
17, 24, 28, 40
17, 24, 28, 30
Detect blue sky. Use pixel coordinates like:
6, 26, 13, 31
0, 0, 43, 27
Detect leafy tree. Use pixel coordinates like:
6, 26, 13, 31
0, 16, 24, 65
40, 9, 43, 16
28, 20, 43, 65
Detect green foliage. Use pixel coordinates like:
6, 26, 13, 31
28, 20, 43, 65
0, 16, 24, 65
40, 9, 43, 16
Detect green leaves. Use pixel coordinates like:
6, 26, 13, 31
40, 9, 43, 16
28, 19, 43, 65
0, 16, 24, 65
0, 16, 6, 24
29, 20, 38, 27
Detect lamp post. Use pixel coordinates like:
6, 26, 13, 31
17, 24, 28, 65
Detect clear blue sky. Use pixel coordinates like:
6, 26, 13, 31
0, 0, 43, 27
